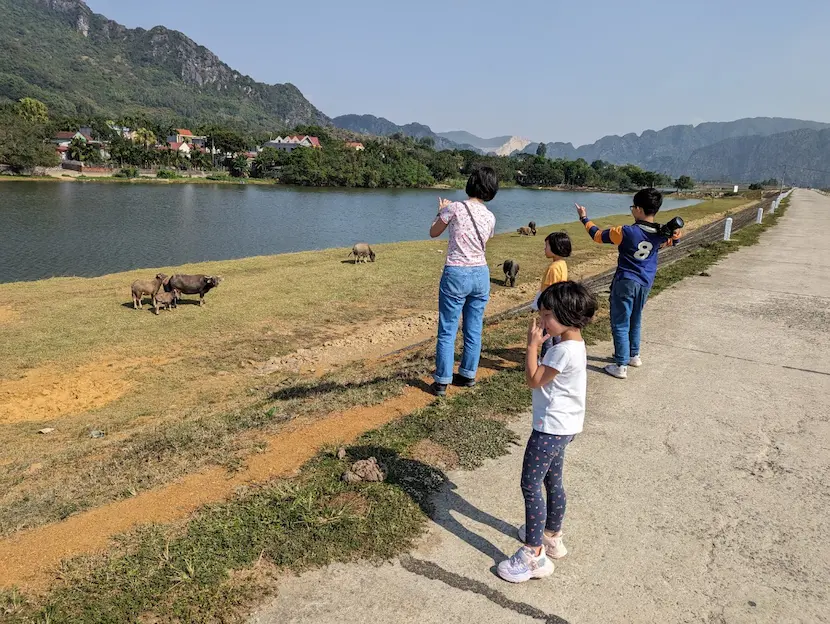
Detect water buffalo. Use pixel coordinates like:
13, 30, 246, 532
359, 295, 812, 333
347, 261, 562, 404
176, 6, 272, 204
517, 226, 535, 236
528, 221, 537, 234
348, 243, 376, 263
152, 289, 181, 315
131, 273, 168, 309
498, 259, 520, 287
165, 274, 222, 306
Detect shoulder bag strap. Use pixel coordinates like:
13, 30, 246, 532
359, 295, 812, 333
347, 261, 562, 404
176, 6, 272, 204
461, 201, 487, 252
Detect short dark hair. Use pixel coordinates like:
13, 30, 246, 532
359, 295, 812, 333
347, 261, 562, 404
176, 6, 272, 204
633, 188, 663, 216
538, 281, 597, 329
465, 166, 499, 202
545, 231, 572, 258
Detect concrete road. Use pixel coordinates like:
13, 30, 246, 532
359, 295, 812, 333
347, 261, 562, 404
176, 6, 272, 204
250, 189, 830, 624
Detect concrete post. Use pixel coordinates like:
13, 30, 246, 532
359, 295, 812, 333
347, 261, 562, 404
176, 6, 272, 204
756, 206, 764, 224
724, 217, 733, 241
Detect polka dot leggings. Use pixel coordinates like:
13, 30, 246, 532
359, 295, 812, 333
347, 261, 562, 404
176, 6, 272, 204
520, 429, 574, 548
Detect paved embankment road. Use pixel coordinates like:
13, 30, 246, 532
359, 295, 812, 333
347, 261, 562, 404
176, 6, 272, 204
250, 189, 830, 623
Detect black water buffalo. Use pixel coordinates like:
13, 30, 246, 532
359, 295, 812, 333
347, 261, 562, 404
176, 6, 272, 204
498, 259, 520, 287
165, 274, 222, 306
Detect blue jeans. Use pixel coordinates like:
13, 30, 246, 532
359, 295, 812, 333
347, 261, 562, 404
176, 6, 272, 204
609, 277, 650, 366
434, 265, 490, 384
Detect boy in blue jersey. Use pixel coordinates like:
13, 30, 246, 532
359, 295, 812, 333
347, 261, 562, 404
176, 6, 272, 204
575, 189, 681, 379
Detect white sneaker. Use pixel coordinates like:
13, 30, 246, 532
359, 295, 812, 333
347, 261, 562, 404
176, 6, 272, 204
604, 363, 628, 379
629, 355, 642, 368
497, 546, 554, 583
517, 525, 568, 559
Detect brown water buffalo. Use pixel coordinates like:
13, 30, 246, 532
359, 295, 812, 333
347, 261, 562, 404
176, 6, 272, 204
348, 242, 376, 263
517, 226, 534, 236
498, 259, 520, 287
165, 274, 222, 306
131, 273, 167, 309
152, 289, 181, 315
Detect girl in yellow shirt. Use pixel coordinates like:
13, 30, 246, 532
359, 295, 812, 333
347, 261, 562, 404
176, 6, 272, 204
537, 231, 572, 356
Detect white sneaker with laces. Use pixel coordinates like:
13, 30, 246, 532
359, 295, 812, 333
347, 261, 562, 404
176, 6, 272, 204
497, 546, 554, 583
629, 355, 642, 368
517, 525, 568, 559
604, 363, 628, 379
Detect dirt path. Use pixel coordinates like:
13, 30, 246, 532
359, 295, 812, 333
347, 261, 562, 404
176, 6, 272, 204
251, 190, 830, 623
0, 354, 520, 591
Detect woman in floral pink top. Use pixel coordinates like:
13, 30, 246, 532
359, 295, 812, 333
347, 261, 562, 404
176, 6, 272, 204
428, 166, 498, 396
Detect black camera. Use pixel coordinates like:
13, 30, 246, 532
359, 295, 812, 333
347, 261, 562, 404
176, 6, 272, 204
658, 216, 684, 238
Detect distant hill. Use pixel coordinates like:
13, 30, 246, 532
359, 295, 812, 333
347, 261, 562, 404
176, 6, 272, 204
438, 131, 531, 156
522, 117, 830, 184
332, 114, 479, 152
0, 0, 328, 129
662, 128, 830, 186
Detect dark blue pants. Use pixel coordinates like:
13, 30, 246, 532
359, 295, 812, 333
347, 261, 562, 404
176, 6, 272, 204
609, 277, 650, 366
520, 429, 574, 547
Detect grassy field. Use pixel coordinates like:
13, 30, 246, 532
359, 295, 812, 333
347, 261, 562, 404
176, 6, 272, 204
0, 194, 790, 622
0, 197, 751, 538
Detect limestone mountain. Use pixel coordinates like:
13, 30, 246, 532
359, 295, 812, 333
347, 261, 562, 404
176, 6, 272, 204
0, 0, 328, 129
332, 114, 479, 152
662, 128, 830, 186
437, 131, 531, 156
523, 117, 830, 184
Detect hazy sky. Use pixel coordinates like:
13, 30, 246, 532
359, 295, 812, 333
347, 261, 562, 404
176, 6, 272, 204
85, 0, 830, 145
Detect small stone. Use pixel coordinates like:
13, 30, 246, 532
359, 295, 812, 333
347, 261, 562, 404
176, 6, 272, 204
748, 601, 757, 608
89, 430, 106, 439
336, 447, 347, 460
38, 428, 55, 434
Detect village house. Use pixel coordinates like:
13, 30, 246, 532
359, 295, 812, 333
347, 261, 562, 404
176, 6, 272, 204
52, 129, 103, 161
345, 141, 365, 151
262, 135, 322, 153
162, 141, 192, 156
109, 124, 137, 141
166, 129, 207, 148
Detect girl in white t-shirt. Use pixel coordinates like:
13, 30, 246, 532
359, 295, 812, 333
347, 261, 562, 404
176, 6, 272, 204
497, 281, 597, 584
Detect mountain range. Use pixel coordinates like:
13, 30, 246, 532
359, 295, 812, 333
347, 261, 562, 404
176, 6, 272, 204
523, 117, 830, 184
3, 0, 830, 185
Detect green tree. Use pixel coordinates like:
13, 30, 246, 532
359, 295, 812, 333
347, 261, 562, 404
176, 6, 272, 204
536, 142, 547, 158
229, 153, 250, 178
16, 98, 49, 124
208, 130, 248, 156
189, 150, 212, 171
134, 128, 157, 148
251, 147, 288, 178
67, 136, 90, 162
0, 110, 59, 173
673, 175, 694, 191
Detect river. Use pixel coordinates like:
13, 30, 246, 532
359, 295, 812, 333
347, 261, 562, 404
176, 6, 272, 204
0, 182, 699, 283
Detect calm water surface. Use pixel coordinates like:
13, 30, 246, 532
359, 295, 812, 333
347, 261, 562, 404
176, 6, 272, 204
0, 182, 699, 283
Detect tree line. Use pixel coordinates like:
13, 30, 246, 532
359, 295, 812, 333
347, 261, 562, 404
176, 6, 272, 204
0, 98, 694, 191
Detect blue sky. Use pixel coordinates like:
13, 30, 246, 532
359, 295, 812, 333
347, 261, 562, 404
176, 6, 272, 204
85, 0, 830, 145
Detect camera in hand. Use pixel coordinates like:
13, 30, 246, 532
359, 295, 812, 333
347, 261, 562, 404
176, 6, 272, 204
658, 216, 684, 238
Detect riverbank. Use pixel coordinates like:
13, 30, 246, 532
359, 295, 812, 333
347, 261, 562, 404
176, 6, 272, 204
0, 172, 723, 195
